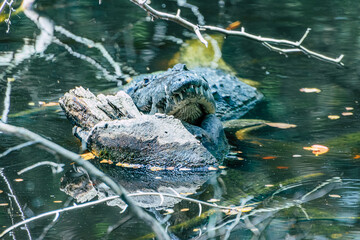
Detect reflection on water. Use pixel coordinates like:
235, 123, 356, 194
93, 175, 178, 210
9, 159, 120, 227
1, 0, 360, 239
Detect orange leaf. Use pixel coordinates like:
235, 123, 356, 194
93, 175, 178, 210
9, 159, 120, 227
354, 155, 360, 159
303, 144, 329, 156
226, 21, 241, 30
276, 166, 289, 169
262, 156, 277, 160
266, 122, 297, 129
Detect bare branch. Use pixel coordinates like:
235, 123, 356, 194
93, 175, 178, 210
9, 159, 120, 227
1, 78, 14, 123
17, 161, 65, 175
129, 0, 345, 66
0, 168, 32, 239
0, 122, 170, 240
0, 141, 37, 159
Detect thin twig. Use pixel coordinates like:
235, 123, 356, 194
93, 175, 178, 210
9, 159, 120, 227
129, 0, 344, 66
0, 122, 170, 240
1, 78, 13, 123
0, 141, 37, 159
0, 168, 32, 239
17, 161, 65, 175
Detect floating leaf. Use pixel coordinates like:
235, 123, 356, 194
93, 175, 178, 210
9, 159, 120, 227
208, 166, 218, 171
81, 152, 95, 160
164, 209, 174, 215
39, 102, 59, 107
262, 156, 277, 160
266, 122, 297, 129
218, 166, 227, 169
0, 203, 9, 206
53, 200, 63, 203
237, 157, 244, 161
345, 107, 354, 111
207, 198, 220, 203
179, 167, 191, 171
28, 102, 35, 106
0, 190, 3, 194
330, 233, 343, 239
193, 228, 200, 232
276, 166, 289, 169
166, 167, 175, 171
299, 88, 321, 93
7, 78, 15, 82
155, 176, 162, 179
303, 144, 329, 156
265, 184, 274, 187
353, 155, 360, 159
240, 207, 254, 213
150, 166, 164, 171
14, 179, 23, 182
180, 192, 193, 196
180, 208, 190, 212
342, 112, 353, 116
100, 159, 109, 164
292, 154, 302, 158
226, 21, 241, 30
329, 194, 341, 198
328, 115, 340, 120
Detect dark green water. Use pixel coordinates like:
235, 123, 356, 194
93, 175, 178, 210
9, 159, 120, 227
1, 0, 360, 239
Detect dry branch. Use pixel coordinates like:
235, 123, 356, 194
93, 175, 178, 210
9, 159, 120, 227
130, 0, 344, 66
0, 122, 170, 240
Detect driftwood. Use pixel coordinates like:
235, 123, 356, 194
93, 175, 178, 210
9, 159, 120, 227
59, 87, 221, 168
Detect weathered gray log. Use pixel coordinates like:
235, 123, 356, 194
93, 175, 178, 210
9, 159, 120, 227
59, 87, 222, 168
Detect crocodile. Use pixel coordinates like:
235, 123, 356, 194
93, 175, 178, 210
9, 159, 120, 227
59, 64, 263, 169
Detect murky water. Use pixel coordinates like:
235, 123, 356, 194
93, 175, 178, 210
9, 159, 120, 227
1, 0, 360, 239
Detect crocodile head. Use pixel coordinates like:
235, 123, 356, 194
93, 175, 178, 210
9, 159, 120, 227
126, 64, 216, 125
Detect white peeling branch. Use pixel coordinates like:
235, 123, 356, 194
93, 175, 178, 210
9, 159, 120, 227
0, 122, 170, 240
129, 0, 344, 66
129, 0, 208, 47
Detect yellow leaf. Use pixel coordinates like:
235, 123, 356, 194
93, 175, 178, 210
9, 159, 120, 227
345, 107, 354, 111
207, 198, 220, 203
81, 152, 95, 160
0, 203, 9, 206
342, 112, 353, 116
240, 207, 254, 212
328, 115, 340, 120
265, 184, 274, 187
266, 122, 297, 129
14, 179, 23, 182
218, 166, 227, 169
0, 190, 3, 194
329, 194, 341, 198
41, 102, 59, 107
28, 102, 35, 106
299, 88, 321, 93
150, 166, 164, 171
53, 200, 63, 203
180, 208, 190, 212
100, 159, 109, 164
193, 228, 200, 232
